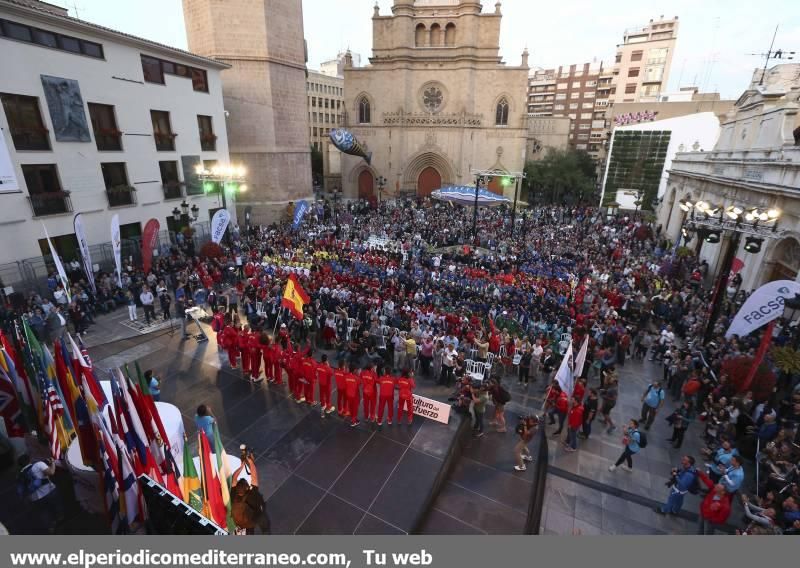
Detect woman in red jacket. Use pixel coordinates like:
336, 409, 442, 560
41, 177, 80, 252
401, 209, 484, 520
248, 328, 263, 383
221, 322, 240, 369
259, 333, 273, 382
238, 325, 252, 378
696, 469, 732, 534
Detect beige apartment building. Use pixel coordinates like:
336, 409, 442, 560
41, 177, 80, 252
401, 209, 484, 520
609, 16, 679, 104
307, 70, 344, 152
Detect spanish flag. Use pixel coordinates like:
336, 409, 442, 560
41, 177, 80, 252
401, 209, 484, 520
281, 273, 310, 320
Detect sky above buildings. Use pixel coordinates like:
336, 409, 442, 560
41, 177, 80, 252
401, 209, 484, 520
50, 0, 800, 99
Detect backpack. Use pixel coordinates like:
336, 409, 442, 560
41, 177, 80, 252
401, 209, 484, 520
636, 430, 648, 448
496, 386, 511, 405
687, 470, 701, 495
646, 384, 664, 402
16, 464, 45, 499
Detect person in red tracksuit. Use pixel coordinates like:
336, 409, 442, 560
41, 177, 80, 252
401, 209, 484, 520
222, 323, 240, 369
259, 333, 273, 382
288, 347, 304, 402
317, 354, 335, 416
360, 362, 378, 423
334, 361, 349, 418
212, 309, 226, 350
377, 371, 396, 426
238, 325, 251, 378
344, 365, 361, 426
248, 329, 263, 383
270, 341, 283, 385
396, 369, 416, 425
301, 354, 318, 407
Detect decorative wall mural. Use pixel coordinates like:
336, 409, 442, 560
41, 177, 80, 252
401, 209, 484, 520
40, 75, 91, 142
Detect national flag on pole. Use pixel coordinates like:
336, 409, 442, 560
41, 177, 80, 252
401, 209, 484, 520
0, 361, 25, 438
1, 332, 36, 430
573, 336, 589, 379
198, 430, 227, 528
212, 422, 235, 533
554, 342, 574, 396
42, 385, 62, 460
95, 420, 125, 534
281, 273, 310, 320
181, 437, 203, 512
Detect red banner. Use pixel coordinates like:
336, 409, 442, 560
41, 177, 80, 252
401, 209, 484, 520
741, 320, 775, 393
141, 219, 160, 274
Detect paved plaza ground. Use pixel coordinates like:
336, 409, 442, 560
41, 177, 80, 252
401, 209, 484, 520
1, 311, 746, 534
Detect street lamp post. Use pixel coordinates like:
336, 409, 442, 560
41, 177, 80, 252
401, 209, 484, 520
472, 175, 485, 243
376, 175, 387, 205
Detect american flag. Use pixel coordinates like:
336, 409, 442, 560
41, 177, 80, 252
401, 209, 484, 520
43, 390, 61, 460
46, 385, 64, 415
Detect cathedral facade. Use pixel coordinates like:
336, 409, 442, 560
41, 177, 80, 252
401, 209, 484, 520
342, 0, 529, 200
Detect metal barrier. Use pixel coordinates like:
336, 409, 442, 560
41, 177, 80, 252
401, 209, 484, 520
0, 221, 212, 299
523, 425, 549, 534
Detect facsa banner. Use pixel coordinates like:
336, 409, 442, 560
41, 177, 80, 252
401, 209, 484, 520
412, 394, 450, 424
110, 214, 122, 286
725, 279, 800, 338
211, 209, 231, 244
141, 218, 160, 274
73, 213, 95, 294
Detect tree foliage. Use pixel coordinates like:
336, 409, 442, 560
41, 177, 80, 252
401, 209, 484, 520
720, 355, 776, 402
524, 148, 597, 205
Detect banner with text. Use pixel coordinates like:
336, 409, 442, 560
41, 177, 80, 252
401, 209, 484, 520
141, 219, 160, 275
293, 200, 309, 229
725, 279, 800, 338
211, 209, 230, 244
110, 214, 122, 286
0, 129, 19, 192
412, 394, 450, 424
72, 213, 95, 294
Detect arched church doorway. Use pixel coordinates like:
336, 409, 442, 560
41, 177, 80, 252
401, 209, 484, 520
768, 237, 800, 282
358, 170, 374, 201
417, 166, 441, 198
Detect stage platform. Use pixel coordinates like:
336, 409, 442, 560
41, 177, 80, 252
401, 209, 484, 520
93, 332, 469, 535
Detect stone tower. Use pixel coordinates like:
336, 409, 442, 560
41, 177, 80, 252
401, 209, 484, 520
183, 0, 312, 224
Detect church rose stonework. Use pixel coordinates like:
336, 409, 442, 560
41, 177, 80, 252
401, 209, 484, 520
342, 0, 529, 201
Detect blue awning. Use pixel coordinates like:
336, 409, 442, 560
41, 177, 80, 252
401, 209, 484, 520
431, 185, 511, 207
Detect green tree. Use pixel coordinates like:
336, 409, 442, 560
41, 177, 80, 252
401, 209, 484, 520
524, 148, 597, 205
310, 145, 323, 185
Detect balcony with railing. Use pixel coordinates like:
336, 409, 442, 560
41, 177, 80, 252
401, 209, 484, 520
27, 191, 72, 217
154, 132, 177, 152
94, 128, 123, 151
10, 127, 51, 151
105, 185, 137, 208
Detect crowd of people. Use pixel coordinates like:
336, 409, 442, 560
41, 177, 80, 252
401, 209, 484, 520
6, 196, 800, 535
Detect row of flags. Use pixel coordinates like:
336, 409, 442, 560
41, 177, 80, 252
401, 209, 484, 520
0, 323, 237, 534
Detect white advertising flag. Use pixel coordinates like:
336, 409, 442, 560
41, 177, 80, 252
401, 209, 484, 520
110, 214, 122, 286
0, 130, 19, 192
210, 209, 231, 244
554, 342, 574, 395
73, 213, 96, 293
573, 336, 589, 379
41, 223, 71, 302
725, 280, 800, 338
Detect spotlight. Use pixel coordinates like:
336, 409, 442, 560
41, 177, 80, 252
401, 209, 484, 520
679, 200, 693, 212
768, 208, 780, 219
705, 231, 721, 244
744, 237, 764, 253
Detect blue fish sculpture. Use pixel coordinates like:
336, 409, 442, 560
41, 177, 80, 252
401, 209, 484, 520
329, 128, 372, 164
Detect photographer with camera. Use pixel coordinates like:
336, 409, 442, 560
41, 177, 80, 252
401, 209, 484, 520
656, 455, 697, 515
513, 415, 539, 472
231, 446, 270, 535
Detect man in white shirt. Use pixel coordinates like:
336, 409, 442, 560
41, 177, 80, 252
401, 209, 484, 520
140, 285, 156, 325
531, 340, 544, 380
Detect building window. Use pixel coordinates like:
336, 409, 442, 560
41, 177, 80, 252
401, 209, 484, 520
554, 104, 565, 110
0, 93, 50, 151
579, 113, 592, 119
101, 162, 135, 207
151, 110, 175, 151
648, 47, 669, 65
140, 55, 208, 92
445, 23, 456, 46
582, 102, 594, 109
313, 127, 318, 137
325, 99, 330, 109
430, 23, 442, 46
88, 103, 122, 151
22, 164, 71, 216
628, 67, 640, 78
555, 93, 566, 100
197, 115, 216, 151
570, 92, 580, 99
625, 84, 637, 94
615, 53, 622, 63
645, 66, 664, 82
159, 161, 182, 200
578, 123, 590, 130
0, 18, 104, 58
495, 97, 509, 126
556, 83, 567, 90
631, 50, 643, 62
569, 103, 578, 110
358, 97, 371, 124
572, 81, 581, 89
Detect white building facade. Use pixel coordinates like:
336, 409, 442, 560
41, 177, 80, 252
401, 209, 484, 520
661, 65, 800, 291
0, 0, 231, 268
